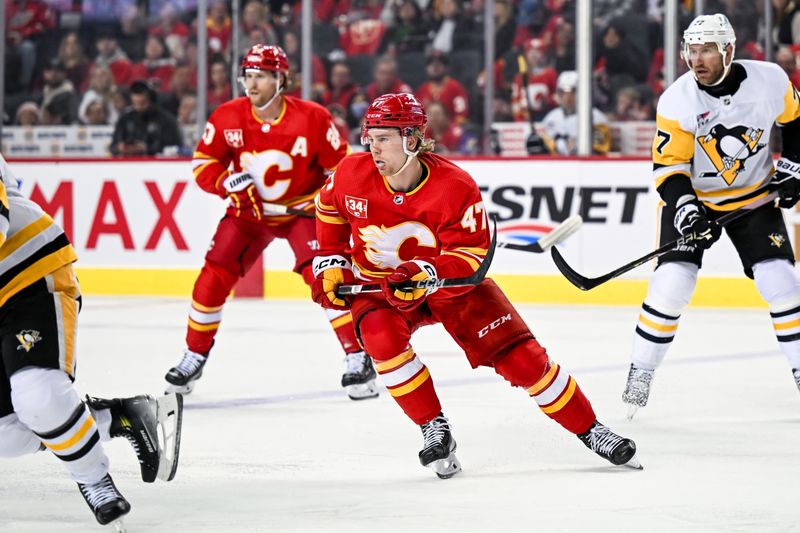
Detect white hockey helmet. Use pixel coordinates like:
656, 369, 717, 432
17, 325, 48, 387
682, 13, 736, 85
557, 70, 578, 92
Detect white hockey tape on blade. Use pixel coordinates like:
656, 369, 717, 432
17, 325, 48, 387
536, 214, 583, 252
262, 202, 290, 215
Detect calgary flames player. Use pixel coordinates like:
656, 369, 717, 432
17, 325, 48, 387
312, 93, 641, 478
164, 44, 378, 400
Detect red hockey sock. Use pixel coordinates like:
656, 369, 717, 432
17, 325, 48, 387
494, 339, 596, 434
325, 310, 361, 354
186, 260, 239, 354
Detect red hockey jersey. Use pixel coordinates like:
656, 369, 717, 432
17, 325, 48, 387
416, 77, 470, 124
193, 95, 349, 225
315, 152, 490, 297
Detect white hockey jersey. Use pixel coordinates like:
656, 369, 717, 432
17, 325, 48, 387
653, 60, 800, 211
541, 107, 611, 155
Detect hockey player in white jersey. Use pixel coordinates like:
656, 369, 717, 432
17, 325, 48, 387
0, 153, 183, 531
623, 13, 800, 418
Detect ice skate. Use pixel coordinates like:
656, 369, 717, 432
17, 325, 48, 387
622, 364, 654, 420
793, 368, 800, 392
86, 393, 184, 482
341, 351, 379, 400
578, 421, 642, 469
77, 473, 130, 530
165, 349, 208, 394
418, 413, 462, 479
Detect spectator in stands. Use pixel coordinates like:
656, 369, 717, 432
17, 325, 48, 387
430, 0, 479, 54
774, 0, 800, 45
365, 56, 413, 102
541, 70, 611, 156
161, 65, 197, 117
119, 4, 148, 62
58, 32, 90, 93
338, 6, 387, 56
110, 85, 132, 119
91, 32, 134, 88
380, 0, 429, 55
81, 97, 112, 125
239, 0, 279, 57
206, 0, 233, 54
776, 46, 800, 89
427, 100, 478, 155
150, 3, 190, 61
130, 35, 177, 93
283, 29, 328, 100
594, 0, 635, 30
5, 0, 57, 93
553, 18, 576, 72
208, 55, 232, 113
177, 93, 199, 152
110, 80, 182, 156
493, 0, 517, 60
320, 61, 362, 129
416, 51, 470, 125
612, 86, 648, 122
511, 38, 558, 123
40, 58, 79, 125
78, 65, 119, 126
594, 21, 648, 111
14, 101, 40, 126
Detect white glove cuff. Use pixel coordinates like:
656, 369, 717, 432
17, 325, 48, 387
410, 259, 439, 294
312, 255, 352, 277
222, 172, 253, 193
776, 157, 800, 180
674, 202, 699, 230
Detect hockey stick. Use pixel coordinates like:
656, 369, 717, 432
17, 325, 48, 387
551, 191, 779, 291
335, 221, 497, 296
498, 214, 583, 253
262, 201, 315, 217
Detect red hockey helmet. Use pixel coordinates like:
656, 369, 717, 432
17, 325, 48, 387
361, 93, 427, 144
241, 44, 289, 74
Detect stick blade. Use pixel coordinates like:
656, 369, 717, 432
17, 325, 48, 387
550, 246, 600, 291
536, 214, 583, 252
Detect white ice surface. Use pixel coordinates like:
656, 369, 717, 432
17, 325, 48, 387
1, 297, 798, 533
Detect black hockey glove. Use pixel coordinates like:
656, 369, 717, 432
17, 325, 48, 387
673, 200, 721, 250
770, 157, 800, 209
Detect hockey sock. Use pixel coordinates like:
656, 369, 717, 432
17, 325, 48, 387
373, 347, 441, 425
494, 339, 596, 434
753, 259, 800, 368
11, 368, 109, 484
324, 309, 361, 354
186, 260, 239, 354
632, 261, 697, 369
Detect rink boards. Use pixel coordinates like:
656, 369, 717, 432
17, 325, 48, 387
11, 157, 795, 308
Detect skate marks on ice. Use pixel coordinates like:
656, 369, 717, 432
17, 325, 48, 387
1, 299, 798, 532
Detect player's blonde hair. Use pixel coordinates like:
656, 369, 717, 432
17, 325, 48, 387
411, 127, 436, 154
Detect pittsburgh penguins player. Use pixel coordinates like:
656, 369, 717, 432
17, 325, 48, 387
622, 13, 800, 419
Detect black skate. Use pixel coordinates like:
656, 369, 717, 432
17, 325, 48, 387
341, 351, 379, 400
622, 364, 654, 420
793, 368, 800, 392
77, 473, 130, 529
578, 421, 642, 469
418, 413, 462, 479
165, 349, 208, 394
86, 393, 184, 482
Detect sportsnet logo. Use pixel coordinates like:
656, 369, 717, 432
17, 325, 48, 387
224, 129, 244, 148
498, 223, 560, 247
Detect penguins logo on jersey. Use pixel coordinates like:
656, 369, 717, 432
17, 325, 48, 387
697, 125, 766, 185
16, 330, 42, 352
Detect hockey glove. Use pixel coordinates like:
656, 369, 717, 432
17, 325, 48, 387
222, 171, 262, 222
312, 255, 355, 310
771, 157, 800, 209
673, 199, 721, 251
381, 259, 438, 312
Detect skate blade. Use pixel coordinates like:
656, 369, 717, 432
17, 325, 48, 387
625, 403, 639, 420
622, 453, 643, 470
110, 518, 127, 533
155, 393, 184, 482
346, 381, 379, 401
165, 381, 196, 395
426, 454, 462, 479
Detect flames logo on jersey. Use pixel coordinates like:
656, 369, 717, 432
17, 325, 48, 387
359, 222, 437, 270
697, 124, 766, 185
240, 150, 293, 200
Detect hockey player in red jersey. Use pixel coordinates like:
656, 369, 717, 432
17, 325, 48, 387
312, 93, 642, 478
164, 44, 378, 400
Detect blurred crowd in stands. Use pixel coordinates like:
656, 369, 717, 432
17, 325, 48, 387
3, 0, 799, 155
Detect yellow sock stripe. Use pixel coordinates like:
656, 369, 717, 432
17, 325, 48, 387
188, 318, 220, 332
774, 318, 800, 330
375, 348, 414, 373
330, 313, 353, 329
527, 362, 559, 396
191, 301, 224, 313
44, 416, 94, 451
387, 367, 431, 397
639, 314, 679, 332
540, 377, 577, 414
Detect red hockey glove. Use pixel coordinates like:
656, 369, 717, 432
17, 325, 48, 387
222, 172, 262, 222
381, 259, 438, 312
312, 255, 355, 310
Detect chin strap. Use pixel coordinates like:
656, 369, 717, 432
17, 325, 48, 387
239, 71, 284, 111
387, 136, 420, 178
